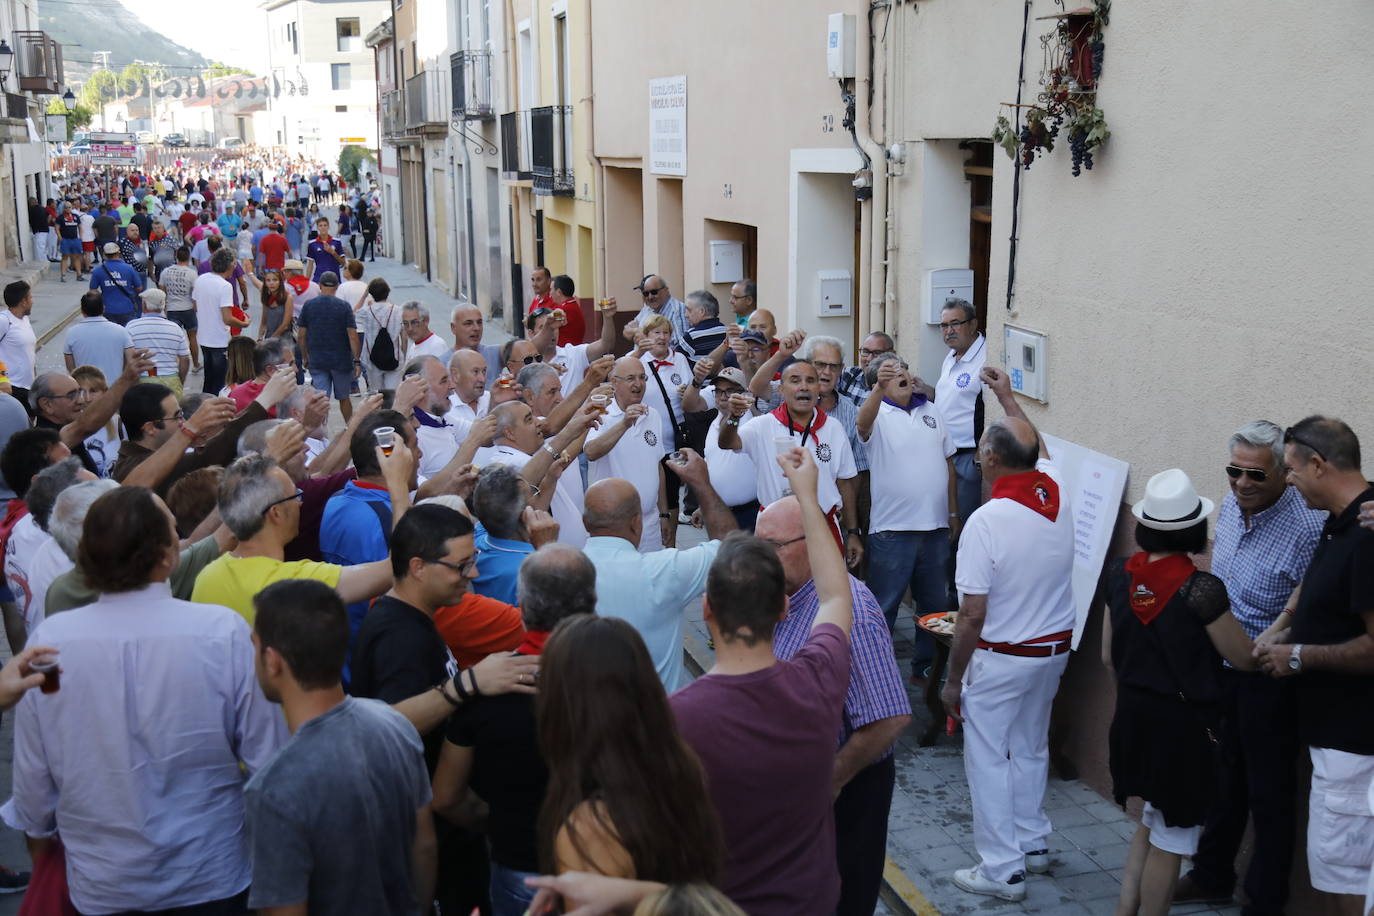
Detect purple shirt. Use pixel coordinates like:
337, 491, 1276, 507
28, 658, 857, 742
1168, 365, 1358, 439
671, 623, 849, 916
774, 575, 910, 757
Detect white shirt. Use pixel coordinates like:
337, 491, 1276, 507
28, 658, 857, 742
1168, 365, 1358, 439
4, 517, 51, 632
549, 343, 591, 397
704, 415, 758, 507
584, 535, 720, 691
191, 272, 234, 348
127, 314, 190, 377
587, 401, 665, 552
25, 537, 73, 629
304, 436, 329, 466
0, 583, 286, 915
736, 409, 856, 514
934, 333, 987, 448
864, 399, 955, 533
409, 333, 450, 362
78, 212, 95, 242
0, 310, 38, 388
448, 389, 490, 423
337, 279, 367, 308
473, 442, 587, 548
640, 349, 693, 455
413, 410, 472, 479
955, 457, 1076, 644
292, 280, 321, 318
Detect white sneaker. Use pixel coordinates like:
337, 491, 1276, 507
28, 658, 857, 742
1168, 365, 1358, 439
1025, 849, 1050, 874
953, 865, 1027, 902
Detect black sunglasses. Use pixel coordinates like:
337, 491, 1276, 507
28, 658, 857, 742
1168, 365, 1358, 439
1283, 427, 1327, 463
521, 354, 544, 365
1225, 465, 1268, 482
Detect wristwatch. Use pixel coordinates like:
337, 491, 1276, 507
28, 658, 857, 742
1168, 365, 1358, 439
1288, 644, 1304, 673
846, 528, 861, 537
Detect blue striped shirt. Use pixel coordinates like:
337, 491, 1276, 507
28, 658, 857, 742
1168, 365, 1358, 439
774, 574, 909, 758
1211, 486, 1325, 639
127, 315, 190, 377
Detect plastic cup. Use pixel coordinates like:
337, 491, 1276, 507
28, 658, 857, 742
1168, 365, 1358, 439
373, 426, 396, 456
31, 655, 59, 695
670, 450, 689, 467
590, 394, 609, 409
774, 435, 796, 456
597, 298, 614, 311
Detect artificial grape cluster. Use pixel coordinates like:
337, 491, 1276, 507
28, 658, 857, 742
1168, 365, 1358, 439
1020, 126, 1035, 170
1091, 41, 1105, 81
1068, 131, 1094, 176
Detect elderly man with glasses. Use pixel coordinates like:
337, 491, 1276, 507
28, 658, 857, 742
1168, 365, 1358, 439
624, 274, 688, 350
838, 331, 894, 406
933, 298, 987, 533
1170, 420, 1325, 913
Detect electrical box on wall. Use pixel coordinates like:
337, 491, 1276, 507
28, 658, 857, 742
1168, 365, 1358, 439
826, 14, 855, 79
1004, 326, 1048, 402
924, 268, 975, 324
708, 240, 744, 284
817, 270, 852, 317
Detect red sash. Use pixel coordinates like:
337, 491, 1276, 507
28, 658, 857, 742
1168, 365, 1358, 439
989, 469, 1060, 522
769, 405, 829, 444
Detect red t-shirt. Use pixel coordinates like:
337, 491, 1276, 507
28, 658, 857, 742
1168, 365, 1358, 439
258, 232, 291, 270
178, 211, 198, 235
528, 294, 584, 346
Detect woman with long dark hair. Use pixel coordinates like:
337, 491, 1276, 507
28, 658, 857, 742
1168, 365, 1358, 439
1103, 469, 1256, 916
247, 269, 293, 340
537, 616, 721, 908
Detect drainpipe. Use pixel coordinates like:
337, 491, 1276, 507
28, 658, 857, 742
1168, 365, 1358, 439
857, 3, 890, 337
583, 0, 606, 302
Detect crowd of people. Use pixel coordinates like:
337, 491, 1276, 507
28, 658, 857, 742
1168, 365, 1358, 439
0, 162, 1371, 916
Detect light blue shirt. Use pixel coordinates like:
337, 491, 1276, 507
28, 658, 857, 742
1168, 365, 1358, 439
62, 316, 133, 385
1, 583, 286, 914
583, 535, 720, 690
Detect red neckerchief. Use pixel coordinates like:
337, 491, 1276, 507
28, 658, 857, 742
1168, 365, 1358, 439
989, 469, 1060, 522
353, 480, 388, 492
285, 275, 310, 296
651, 358, 674, 369
1124, 552, 1196, 626
516, 629, 549, 655
769, 405, 829, 446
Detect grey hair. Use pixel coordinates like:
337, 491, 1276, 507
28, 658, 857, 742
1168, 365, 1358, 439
403, 354, 441, 377
471, 463, 527, 540
686, 289, 719, 319
984, 419, 1039, 471
277, 386, 310, 420
50, 479, 118, 559
489, 401, 525, 442
863, 352, 906, 388
401, 301, 429, 322
518, 543, 597, 631
217, 454, 285, 541
28, 373, 62, 413
180, 391, 212, 416
238, 418, 289, 457
416, 494, 472, 520
27, 457, 87, 530
1229, 420, 1284, 470
942, 298, 976, 322
799, 335, 845, 364
735, 278, 756, 300
450, 302, 481, 322
517, 362, 559, 394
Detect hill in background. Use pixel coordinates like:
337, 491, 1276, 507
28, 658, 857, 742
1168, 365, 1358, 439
39, 0, 210, 87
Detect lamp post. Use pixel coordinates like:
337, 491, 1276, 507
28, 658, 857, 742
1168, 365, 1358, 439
59, 87, 76, 145
0, 39, 14, 91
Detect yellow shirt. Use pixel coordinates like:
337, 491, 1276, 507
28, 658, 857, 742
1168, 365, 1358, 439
190, 554, 342, 623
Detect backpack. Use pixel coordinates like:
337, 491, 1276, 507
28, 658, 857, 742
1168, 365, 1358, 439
368, 304, 399, 371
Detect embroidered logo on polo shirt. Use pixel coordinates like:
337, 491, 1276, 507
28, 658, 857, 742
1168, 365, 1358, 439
816, 443, 833, 462
1034, 484, 1051, 506
1130, 583, 1157, 613
956, 372, 971, 388
923, 414, 937, 429
644, 429, 658, 447
670, 373, 682, 385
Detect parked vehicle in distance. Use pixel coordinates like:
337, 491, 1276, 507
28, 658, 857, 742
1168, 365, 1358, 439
68, 141, 91, 155
162, 133, 188, 147
218, 137, 244, 149
135, 130, 155, 144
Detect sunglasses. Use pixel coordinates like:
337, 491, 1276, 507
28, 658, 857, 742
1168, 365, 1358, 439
1283, 427, 1328, 463
521, 354, 544, 365
1225, 465, 1269, 483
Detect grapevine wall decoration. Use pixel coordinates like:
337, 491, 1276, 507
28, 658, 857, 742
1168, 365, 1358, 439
993, 0, 1110, 176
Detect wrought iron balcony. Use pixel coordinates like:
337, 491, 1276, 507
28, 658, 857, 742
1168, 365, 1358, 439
381, 88, 407, 140
404, 70, 447, 134
530, 105, 573, 197
14, 31, 63, 95
451, 50, 494, 121
499, 110, 531, 180
4, 92, 28, 120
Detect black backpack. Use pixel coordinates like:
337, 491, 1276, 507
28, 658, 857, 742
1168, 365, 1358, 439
368, 304, 399, 371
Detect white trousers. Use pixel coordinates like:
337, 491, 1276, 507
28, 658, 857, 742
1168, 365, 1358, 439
31, 233, 47, 261
961, 648, 1069, 882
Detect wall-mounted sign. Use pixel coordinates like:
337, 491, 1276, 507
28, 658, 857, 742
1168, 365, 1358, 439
648, 75, 686, 177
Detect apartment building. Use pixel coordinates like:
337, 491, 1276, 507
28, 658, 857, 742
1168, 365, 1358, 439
0, 0, 65, 267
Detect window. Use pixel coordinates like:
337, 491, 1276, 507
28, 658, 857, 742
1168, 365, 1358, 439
335, 105, 348, 112
336, 17, 360, 53
331, 63, 352, 91
288, 22, 298, 56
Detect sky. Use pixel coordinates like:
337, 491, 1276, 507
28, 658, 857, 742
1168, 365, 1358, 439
116, 0, 271, 73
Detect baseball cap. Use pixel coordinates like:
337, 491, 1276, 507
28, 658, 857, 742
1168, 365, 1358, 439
102, 242, 120, 255
318, 271, 339, 288
283, 259, 305, 271
139, 288, 166, 307
738, 329, 768, 345
713, 367, 747, 389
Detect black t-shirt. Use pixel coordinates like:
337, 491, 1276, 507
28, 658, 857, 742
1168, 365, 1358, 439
1291, 487, 1374, 754
59, 212, 79, 240
27, 204, 49, 233
445, 689, 547, 872
350, 595, 453, 770
34, 414, 98, 476
92, 215, 117, 243
131, 212, 153, 240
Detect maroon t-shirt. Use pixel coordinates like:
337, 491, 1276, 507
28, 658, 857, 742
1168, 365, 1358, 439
284, 468, 357, 561
670, 623, 851, 916
259, 232, 291, 270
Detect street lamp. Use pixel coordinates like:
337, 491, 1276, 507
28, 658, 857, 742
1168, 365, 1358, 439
62, 88, 75, 111
0, 40, 14, 88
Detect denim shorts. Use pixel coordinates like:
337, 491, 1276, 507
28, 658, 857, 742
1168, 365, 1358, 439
166, 309, 198, 332
311, 367, 354, 400
59, 238, 82, 255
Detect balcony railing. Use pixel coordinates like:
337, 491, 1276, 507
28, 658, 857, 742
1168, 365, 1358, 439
381, 88, 406, 140
530, 105, 573, 197
4, 92, 28, 120
499, 110, 531, 179
14, 31, 63, 95
404, 70, 447, 134
451, 50, 494, 120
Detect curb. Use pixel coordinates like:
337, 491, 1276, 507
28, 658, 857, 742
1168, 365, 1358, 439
36, 307, 81, 350
679, 638, 937, 916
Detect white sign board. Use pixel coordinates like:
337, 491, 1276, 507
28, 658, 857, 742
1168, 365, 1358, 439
89, 141, 140, 165
88, 132, 136, 143
648, 75, 686, 176
1041, 433, 1131, 649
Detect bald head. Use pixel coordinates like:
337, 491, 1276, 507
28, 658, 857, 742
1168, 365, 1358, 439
980, 416, 1041, 479
609, 356, 647, 409
748, 310, 777, 341
754, 496, 810, 594
583, 478, 643, 542
449, 349, 488, 402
